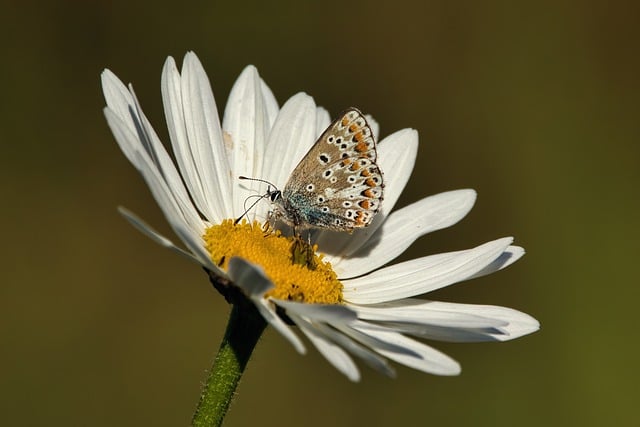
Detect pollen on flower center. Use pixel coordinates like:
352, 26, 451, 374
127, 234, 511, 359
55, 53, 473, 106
203, 220, 343, 304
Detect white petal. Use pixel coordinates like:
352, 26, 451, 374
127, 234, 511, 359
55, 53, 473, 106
227, 257, 273, 296
469, 246, 525, 279
376, 129, 418, 213
257, 298, 306, 354
101, 70, 201, 234
335, 190, 477, 278
343, 238, 514, 304
332, 321, 421, 356
380, 323, 505, 342
161, 56, 214, 221
263, 93, 317, 189
274, 300, 357, 323
313, 322, 396, 378
222, 65, 272, 217
289, 313, 360, 381
227, 258, 306, 354
103, 109, 203, 237
180, 52, 233, 221
117, 207, 223, 272
376, 302, 539, 342
259, 78, 279, 128
365, 114, 380, 142
127, 150, 214, 269
410, 302, 540, 341
350, 325, 461, 375
315, 107, 331, 135
349, 298, 508, 329
315, 129, 419, 262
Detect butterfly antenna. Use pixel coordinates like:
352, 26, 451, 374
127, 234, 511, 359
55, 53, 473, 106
239, 176, 279, 190
234, 194, 270, 225
234, 176, 280, 225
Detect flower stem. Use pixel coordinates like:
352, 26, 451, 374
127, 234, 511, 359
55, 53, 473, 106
192, 302, 267, 427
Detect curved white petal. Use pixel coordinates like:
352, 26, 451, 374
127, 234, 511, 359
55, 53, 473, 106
342, 238, 514, 304
103, 108, 203, 237
375, 128, 419, 213
335, 189, 477, 278
260, 79, 279, 128
126, 149, 213, 269
469, 246, 525, 279
222, 65, 272, 217
117, 207, 222, 273
227, 258, 306, 354
180, 52, 233, 221
315, 107, 331, 136
289, 313, 360, 381
372, 301, 539, 342
384, 323, 505, 342
350, 298, 509, 329
351, 324, 461, 375
332, 321, 421, 357
263, 93, 317, 189
161, 56, 218, 222
227, 257, 273, 296
365, 114, 380, 142
315, 128, 419, 261
314, 322, 396, 378
409, 302, 540, 341
102, 70, 201, 234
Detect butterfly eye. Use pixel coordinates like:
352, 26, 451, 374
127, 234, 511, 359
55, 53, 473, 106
270, 191, 281, 202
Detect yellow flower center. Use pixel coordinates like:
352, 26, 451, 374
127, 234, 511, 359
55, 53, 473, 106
203, 220, 343, 304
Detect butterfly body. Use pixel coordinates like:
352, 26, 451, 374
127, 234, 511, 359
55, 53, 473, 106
271, 108, 384, 232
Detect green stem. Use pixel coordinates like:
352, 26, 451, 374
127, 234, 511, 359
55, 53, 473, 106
192, 302, 267, 427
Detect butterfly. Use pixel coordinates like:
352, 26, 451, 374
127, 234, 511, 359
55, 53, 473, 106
255, 108, 384, 234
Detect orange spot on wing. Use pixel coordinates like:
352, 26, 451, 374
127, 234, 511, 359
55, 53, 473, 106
341, 117, 349, 126
365, 178, 376, 187
359, 200, 371, 209
349, 124, 358, 132
362, 189, 374, 198
349, 163, 361, 171
355, 141, 368, 153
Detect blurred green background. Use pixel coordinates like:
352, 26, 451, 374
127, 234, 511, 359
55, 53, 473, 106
2, 0, 638, 426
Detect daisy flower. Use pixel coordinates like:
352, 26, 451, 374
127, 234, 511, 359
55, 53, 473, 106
102, 51, 539, 383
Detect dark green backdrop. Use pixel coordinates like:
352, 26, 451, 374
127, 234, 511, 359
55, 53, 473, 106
2, 1, 638, 426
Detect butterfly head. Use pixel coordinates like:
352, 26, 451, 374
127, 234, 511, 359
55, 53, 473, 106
268, 188, 282, 203
235, 176, 283, 225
